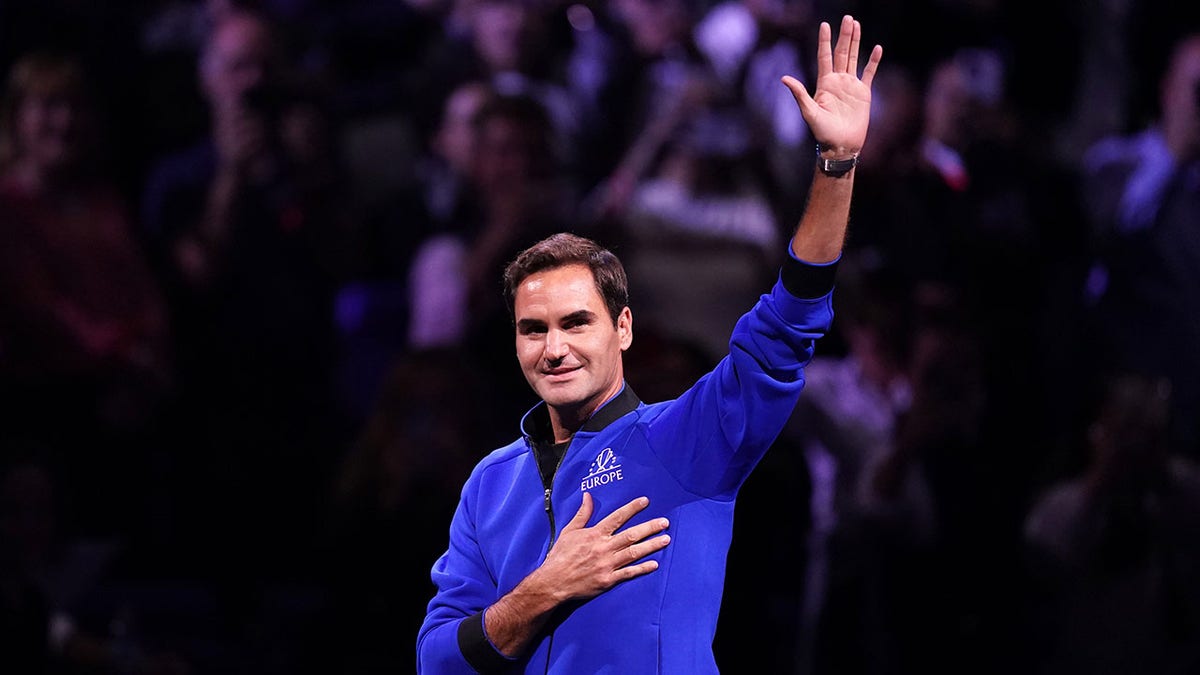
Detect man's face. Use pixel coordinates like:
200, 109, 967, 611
514, 264, 632, 418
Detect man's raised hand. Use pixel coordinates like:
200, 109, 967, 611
781, 15, 882, 158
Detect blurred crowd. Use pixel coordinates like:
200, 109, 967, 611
1, 0, 1198, 673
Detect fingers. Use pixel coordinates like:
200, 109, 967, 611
564, 491, 595, 531
832, 15, 853, 73
862, 44, 884, 89
617, 559, 660, 581
619, 533, 671, 565
619, 515, 671, 546
597, 495, 650, 534
816, 21, 832, 78
847, 19, 861, 75
813, 16, 883, 87
781, 75, 816, 120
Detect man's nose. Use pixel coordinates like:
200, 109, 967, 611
545, 329, 569, 361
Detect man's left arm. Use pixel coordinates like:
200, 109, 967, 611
643, 16, 882, 497
783, 15, 881, 263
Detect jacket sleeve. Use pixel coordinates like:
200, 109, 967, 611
645, 253, 836, 499
417, 471, 516, 673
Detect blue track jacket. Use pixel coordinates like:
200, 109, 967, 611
418, 254, 837, 673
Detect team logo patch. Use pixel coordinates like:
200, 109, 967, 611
581, 448, 623, 491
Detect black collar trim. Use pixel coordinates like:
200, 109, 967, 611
582, 384, 642, 432
521, 384, 642, 443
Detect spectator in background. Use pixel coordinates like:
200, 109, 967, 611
0, 52, 170, 419
826, 311, 995, 675
1025, 374, 1200, 674
591, 0, 709, 218
785, 254, 916, 675
694, 0, 817, 212
851, 48, 1050, 489
140, 8, 346, 583
1082, 32, 1200, 456
406, 92, 572, 358
330, 81, 497, 422
357, 80, 495, 283
0, 52, 171, 533
616, 101, 783, 361
414, 0, 577, 154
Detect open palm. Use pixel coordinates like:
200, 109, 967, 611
782, 16, 882, 156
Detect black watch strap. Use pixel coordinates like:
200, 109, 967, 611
815, 145, 858, 177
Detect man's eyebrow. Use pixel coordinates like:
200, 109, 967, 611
516, 318, 547, 332
562, 310, 597, 324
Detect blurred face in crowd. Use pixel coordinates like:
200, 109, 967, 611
473, 114, 537, 193
200, 13, 277, 110
435, 83, 491, 175
13, 84, 88, 176
514, 264, 632, 429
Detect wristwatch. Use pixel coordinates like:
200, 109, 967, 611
815, 145, 858, 177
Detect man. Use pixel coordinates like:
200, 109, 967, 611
419, 16, 882, 673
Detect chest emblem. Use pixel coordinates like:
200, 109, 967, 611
581, 447, 624, 491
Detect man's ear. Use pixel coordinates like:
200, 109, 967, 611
618, 306, 633, 351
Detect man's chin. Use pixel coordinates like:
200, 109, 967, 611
536, 382, 591, 409
540, 390, 584, 409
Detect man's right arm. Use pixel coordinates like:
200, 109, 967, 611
418, 492, 670, 673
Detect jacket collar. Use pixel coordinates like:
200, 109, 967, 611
520, 383, 642, 444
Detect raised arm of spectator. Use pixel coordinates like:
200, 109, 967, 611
781, 15, 882, 263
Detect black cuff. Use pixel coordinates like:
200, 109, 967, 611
780, 255, 839, 299
458, 611, 512, 673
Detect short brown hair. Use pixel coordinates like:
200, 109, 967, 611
503, 233, 629, 324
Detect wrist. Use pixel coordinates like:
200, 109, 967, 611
512, 568, 566, 611
815, 144, 858, 177
816, 142, 861, 160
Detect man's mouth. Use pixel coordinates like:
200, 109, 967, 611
544, 366, 581, 381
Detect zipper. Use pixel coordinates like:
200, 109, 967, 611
544, 488, 556, 537
543, 446, 568, 543
540, 443, 569, 674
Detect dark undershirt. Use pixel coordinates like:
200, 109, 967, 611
535, 440, 570, 489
